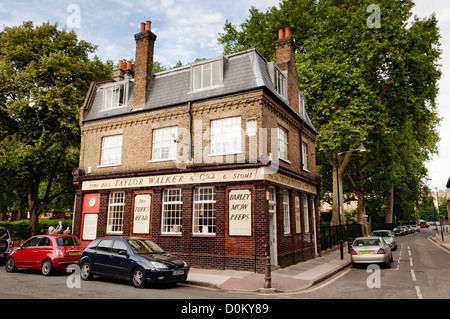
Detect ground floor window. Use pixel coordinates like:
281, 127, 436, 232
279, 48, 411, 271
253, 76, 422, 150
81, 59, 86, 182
193, 187, 216, 235
283, 189, 290, 234
107, 191, 125, 234
162, 188, 183, 234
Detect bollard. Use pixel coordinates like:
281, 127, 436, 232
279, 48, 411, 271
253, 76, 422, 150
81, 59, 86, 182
264, 255, 271, 289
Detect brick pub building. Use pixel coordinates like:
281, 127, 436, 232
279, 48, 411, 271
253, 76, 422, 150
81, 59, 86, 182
72, 21, 322, 272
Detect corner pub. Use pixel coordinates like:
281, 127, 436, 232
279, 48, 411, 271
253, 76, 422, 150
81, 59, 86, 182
72, 20, 322, 272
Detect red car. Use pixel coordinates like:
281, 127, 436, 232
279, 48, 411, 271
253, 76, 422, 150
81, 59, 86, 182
5, 234, 82, 276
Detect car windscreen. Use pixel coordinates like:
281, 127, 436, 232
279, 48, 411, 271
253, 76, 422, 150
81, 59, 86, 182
127, 238, 165, 254
372, 232, 391, 237
353, 239, 381, 247
56, 236, 81, 246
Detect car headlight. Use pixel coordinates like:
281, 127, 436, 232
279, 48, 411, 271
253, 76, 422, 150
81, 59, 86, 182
183, 261, 188, 268
148, 261, 168, 269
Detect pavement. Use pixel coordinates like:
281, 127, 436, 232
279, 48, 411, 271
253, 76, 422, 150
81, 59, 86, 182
429, 230, 450, 252
186, 246, 351, 293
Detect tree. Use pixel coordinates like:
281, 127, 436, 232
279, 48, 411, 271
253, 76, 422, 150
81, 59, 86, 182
218, 0, 441, 227
0, 21, 113, 235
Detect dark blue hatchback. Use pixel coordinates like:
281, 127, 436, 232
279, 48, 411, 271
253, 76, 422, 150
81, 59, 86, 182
79, 237, 189, 288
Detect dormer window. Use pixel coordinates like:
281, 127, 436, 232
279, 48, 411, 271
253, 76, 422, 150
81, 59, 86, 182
102, 82, 129, 109
192, 59, 223, 91
274, 68, 287, 99
299, 91, 306, 117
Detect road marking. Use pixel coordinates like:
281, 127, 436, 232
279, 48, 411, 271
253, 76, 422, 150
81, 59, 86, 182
411, 269, 416, 281
410, 257, 413, 267
415, 286, 423, 299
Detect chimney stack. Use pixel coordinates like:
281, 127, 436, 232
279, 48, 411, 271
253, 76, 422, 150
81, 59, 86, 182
274, 27, 300, 114
114, 59, 135, 82
133, 20, 157, 109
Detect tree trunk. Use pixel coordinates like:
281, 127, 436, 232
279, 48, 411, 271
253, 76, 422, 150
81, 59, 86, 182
385, 186, 394, 223
327, 152, 352, 226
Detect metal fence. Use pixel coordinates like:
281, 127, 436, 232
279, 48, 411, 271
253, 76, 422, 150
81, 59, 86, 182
320, 224, 364, 251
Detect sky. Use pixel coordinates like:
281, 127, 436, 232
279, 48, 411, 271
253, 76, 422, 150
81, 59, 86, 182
0, 0, 449, 190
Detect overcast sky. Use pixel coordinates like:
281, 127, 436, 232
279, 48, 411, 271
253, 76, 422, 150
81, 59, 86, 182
1, 0, 448, 190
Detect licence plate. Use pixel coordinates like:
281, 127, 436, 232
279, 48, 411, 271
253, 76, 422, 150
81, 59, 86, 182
68, 251, 81, 256
173, 270, 184, 276
361, 251, 374, 255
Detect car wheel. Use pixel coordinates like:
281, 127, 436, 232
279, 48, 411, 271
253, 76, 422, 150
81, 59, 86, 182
5, 257, 16, 272
41, 259, 53, 276
131, 267, 146, 288
80, 261, 93, 280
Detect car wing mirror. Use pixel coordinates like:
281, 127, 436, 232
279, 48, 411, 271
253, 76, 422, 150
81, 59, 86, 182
118, 250, 129, 257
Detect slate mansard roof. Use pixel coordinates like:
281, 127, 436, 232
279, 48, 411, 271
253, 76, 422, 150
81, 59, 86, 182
81, 48, 316, 132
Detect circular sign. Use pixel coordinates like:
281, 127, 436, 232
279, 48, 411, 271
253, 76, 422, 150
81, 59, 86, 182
89, 197, 96, 207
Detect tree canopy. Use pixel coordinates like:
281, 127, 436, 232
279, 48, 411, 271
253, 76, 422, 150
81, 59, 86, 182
218, 0, 442, 225
0, 21, 114, 234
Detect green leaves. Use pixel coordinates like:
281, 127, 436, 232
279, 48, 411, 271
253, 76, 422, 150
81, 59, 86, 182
0, 21, 113, 232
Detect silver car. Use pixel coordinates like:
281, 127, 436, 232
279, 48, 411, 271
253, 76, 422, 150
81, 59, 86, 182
350, 237, 393, 268
371, 230, 397, 251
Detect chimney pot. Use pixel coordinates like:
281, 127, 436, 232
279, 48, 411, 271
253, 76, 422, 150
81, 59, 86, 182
140, 22, 145, 32
278, 29, 284, 39
127, 60, 132, 69
146, 20, 151, 31
118, 60, 123, 69
285, 27, 291, 38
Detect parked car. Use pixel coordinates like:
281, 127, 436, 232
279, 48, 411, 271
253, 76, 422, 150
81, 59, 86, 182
5, 234, 82, 275
79, 237, 190, 288
420, 221, 429, 228
350, 237, 393, 268
398, 225, 409, 234
393, 227, 405, 236
411, 225, 420, 232
371, 230, 397, 251
405, 225, 414, 233
0, 227, 13, 259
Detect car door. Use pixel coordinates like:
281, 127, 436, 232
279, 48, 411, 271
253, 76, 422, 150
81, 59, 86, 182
33, 237, 53, 269
91, 238, 114, 275
15, 237, 42, 268
107, 239, 133, 279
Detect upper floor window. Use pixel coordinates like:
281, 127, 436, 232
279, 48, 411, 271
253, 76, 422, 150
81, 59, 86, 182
274, 68, 287, 99
100, 135, 123, 166
192, 59, 223, 91
210, 116, 242, 155
103, 82, 128, 109
278, 127, 288, 161
152, 126, 178, 161
299, 91, 306, 118
302, 141, 309, 171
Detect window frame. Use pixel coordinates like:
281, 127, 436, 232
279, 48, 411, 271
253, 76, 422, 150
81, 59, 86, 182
278, 127, 288, 161
192, 187, 216, 235
210, 116, 242, 156
151, 126, 178, 162
274, 68, 287, 99
303, 194, 310, 234
102, 82, 129, 110
161, 188, 183, 235
100, 134, 123, 167
106, 191, 125, 234
191, 59, 223, 91
283, 189, 291, 234
302, 141, 309, 171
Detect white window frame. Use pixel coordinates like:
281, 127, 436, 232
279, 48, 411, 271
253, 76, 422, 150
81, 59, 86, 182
106, 191, 125, 234
210, 116, 242, 156
299, 91, 306, 117
161, 189, 183, 234
302, 141, 309, 171
102, 82, 128, 109
193, 187, 216, 235
274, 68, 287, 99
303, 194, 310, 233
278, 127, 288, 161
100, 135, 123, 167
151, 126, 178, 161
283, 189, 290, 234
192, 59, 223, 91
269, 187, 277, 214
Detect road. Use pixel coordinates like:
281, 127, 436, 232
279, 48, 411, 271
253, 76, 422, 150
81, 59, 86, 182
0, 228, 448, 300
278, 227, 450, 299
